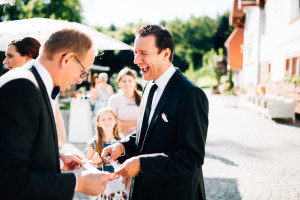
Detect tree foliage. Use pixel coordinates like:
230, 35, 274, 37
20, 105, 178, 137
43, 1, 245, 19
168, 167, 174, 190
0, 3, 233, 82
0, 0, 82, 22
94, 13, 233, 77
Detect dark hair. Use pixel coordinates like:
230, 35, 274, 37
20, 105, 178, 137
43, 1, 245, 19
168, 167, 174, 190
117, 67, 141, 106
43, 29, 93, 60
9, 37, 40, 59
90, 73, 99, 89
136, 24, 175, 62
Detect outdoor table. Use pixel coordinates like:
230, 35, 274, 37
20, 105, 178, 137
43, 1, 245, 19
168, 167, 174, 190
68, 98, 93, 143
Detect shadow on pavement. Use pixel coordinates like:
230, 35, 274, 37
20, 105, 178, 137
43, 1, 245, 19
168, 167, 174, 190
205, 177, 241, 200
272, 117, 300, 128
205, 152, 239, 167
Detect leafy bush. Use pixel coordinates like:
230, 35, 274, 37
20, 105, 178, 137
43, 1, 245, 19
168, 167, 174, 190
224, 69, 237, 96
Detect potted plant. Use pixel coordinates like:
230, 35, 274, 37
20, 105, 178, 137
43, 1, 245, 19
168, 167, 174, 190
223, 69, 237, 107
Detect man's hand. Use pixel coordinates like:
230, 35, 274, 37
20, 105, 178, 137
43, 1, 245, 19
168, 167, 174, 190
101, 143, 124, 163
60, 153, 83, 171
115, 156, 141, 178
92, 152, 102, 165
75, 171, 116, 196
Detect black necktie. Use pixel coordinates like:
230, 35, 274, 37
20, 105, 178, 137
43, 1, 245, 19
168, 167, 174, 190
51, 86, 60, 100
140, 83, 158, 143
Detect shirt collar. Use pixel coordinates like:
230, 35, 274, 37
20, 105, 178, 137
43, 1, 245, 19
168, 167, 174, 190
154, 64, 176, 91
31, 60, 54, 99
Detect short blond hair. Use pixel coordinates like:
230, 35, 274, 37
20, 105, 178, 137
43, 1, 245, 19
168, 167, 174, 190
43, 28, 93, 60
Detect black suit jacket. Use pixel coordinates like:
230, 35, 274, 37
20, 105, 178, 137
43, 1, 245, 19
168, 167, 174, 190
120, 69, 209, 200
0, 66, 75, 200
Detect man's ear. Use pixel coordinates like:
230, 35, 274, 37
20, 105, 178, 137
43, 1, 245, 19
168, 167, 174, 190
163, 48, 171, 61
61, 52, 75, 67
25, 55, 32, 62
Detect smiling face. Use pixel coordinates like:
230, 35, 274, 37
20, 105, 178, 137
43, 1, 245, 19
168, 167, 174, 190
118, 74, 136, 94
133, 35, 171, 81
3, 45, 30, 70
97, 110, 117, 134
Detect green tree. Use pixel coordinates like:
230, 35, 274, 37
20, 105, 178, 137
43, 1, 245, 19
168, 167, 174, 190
213, 12, 235, 55
166, 16, 218, 71
0, 0, 82, 22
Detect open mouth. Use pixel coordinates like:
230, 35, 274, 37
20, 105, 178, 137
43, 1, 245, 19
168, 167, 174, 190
141, 67, 149, 74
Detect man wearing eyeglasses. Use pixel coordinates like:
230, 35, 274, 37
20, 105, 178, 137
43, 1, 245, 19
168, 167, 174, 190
0, 29, 114, 200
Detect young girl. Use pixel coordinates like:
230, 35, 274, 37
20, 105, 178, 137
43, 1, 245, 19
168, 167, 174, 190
87, 107, 127, 200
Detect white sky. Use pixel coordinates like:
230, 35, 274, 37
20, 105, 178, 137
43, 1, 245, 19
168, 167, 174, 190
80, 0, 234, 27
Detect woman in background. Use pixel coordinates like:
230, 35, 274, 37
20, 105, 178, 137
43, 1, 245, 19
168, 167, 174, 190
108, 67, 141, 138
3, 37, 40, 70
90, 73, 101, 90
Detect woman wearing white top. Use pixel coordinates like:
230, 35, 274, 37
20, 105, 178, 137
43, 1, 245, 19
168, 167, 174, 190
108, 67, 141, 138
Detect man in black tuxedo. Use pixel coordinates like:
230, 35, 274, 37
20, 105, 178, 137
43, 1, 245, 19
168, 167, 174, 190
102, 25, 209, 200
0, 29, 114, 200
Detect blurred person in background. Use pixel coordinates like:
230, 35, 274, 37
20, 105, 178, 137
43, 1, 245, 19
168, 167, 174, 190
108, 67, 141, 138
2, 37, 66, 147
90, 73, 101, 90
91, 72, 114, 119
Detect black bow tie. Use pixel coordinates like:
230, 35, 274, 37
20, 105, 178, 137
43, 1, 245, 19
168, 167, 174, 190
51, 86, 60, 100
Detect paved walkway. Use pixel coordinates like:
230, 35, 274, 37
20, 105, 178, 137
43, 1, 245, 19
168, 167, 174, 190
203, 92, 300, 200
63, 90, 300, 200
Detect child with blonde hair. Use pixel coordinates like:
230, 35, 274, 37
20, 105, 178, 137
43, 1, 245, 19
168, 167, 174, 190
87, 107, 127, 200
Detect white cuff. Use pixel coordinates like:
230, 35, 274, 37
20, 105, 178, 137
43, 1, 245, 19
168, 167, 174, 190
59, 158, 64, 170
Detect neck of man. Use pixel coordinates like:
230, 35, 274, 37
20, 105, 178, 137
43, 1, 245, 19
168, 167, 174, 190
154, 61, 172, 81
37, 54, 60, 87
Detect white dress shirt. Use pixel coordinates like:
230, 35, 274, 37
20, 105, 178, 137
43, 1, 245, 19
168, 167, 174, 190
29, 60, 56, 117
148, 64, 176, 124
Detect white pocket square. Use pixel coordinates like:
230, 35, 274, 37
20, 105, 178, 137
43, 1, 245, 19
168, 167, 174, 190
161, 113, 168, 122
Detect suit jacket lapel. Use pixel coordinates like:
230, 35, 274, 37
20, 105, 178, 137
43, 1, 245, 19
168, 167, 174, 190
30, 66, 60, 171
139, 70, 181, 153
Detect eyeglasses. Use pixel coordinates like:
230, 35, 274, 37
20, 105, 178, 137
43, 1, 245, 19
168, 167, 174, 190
74, 55, 89, 78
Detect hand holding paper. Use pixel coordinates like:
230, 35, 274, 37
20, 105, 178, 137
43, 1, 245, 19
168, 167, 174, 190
101, 142, 124, 163
114, 156, 141, 178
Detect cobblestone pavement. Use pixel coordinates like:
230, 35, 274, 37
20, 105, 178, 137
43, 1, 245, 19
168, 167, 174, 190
203, 92, 300, 200
64, 91, 300, 200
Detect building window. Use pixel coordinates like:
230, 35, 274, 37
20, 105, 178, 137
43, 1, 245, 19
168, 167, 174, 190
285, 56, 300, 82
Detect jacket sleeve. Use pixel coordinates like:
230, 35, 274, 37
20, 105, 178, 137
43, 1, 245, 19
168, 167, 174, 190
118, 130, 138, 163
0, 79, 75, 200
139, 87, 209, 182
